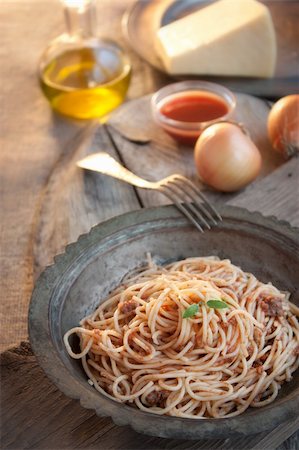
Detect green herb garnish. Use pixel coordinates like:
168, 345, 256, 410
207, 299, 228, 309
183, 303, 199, 318
183, 299, 228, 317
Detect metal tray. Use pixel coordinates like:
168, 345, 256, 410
123, 0, 299, 98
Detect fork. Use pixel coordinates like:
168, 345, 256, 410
77, 152, 222, 232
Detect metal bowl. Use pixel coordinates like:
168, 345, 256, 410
29, 205, 299, 439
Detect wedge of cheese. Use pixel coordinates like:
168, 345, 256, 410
156, 0, 277, 78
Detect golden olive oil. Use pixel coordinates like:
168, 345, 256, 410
40, 46, 131, 120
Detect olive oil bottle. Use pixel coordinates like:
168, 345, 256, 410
39, 0, 131, 120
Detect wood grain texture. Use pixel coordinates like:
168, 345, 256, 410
31, 123, 141, 277
230, 156, 299, 227
1, 343, 298, 450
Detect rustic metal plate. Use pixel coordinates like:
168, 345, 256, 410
29, 205, 299, 439
123, 0, 299, 98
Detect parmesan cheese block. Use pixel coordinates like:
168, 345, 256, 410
156, 0, 277, 78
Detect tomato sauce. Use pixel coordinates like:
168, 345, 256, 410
158, 91, 229, 145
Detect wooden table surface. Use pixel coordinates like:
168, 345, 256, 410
1, 1, 298, 449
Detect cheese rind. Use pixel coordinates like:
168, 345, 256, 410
156, 0, 277, 78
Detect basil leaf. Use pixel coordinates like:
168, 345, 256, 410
207, 299, 228, 309
183, 303, 199, 318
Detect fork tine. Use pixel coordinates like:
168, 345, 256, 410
159, 187, 205, 233
167, 178, 217, 226
160, 184, 211, 230
162, 183, 211, 230
172, 175, 222, 222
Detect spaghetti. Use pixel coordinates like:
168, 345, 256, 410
64, 256, 299, 418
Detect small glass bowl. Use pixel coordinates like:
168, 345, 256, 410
151, 80, 236, 145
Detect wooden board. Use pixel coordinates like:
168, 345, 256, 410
30, 92, 296, 277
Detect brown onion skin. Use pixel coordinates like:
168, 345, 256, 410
194, 122, 262, 192
267, 95, 299, 158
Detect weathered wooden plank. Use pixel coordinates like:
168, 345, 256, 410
109, 93, 298, 228
1, 343, 298, 450
32, 124, 141, 278
109, 93, 283, 209
230, 157, 299, 227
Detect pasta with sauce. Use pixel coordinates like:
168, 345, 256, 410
64, 256, 299, 418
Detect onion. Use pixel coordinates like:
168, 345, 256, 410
267, 95, 299, 158
194, 122, 262, 192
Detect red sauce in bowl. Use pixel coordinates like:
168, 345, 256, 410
158, 91, 230, 145
161, 91, 229, 122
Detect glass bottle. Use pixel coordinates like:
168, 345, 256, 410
38, 0, 131, 120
